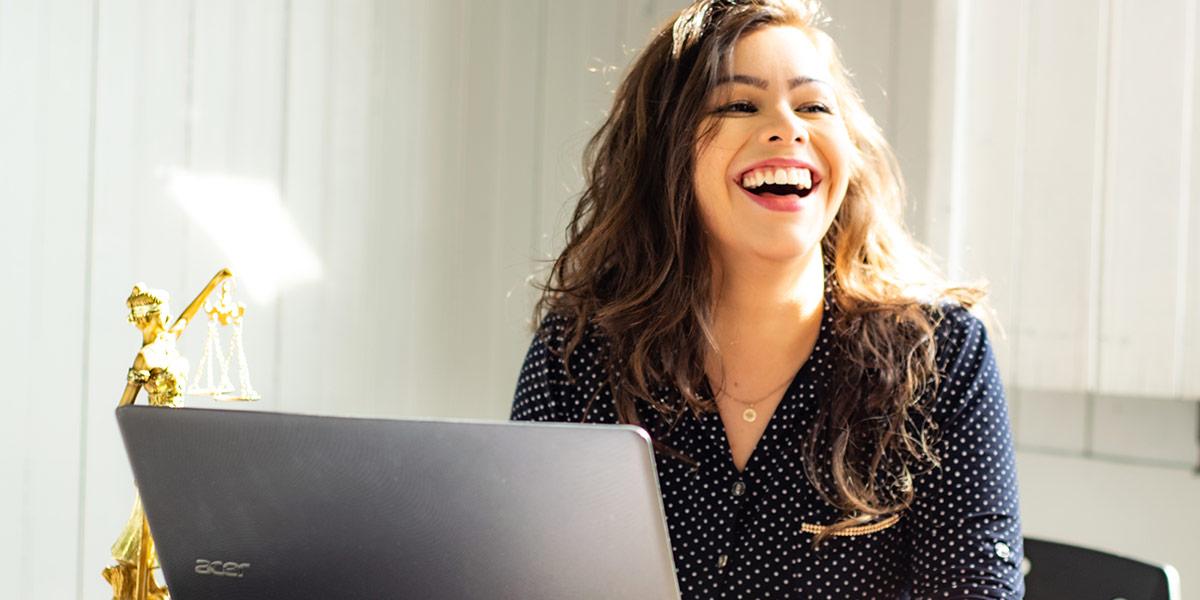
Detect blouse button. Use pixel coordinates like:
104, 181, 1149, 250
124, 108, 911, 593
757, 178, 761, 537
994, 541, 1012, 560
731, 481, 746, 497
717, 554, 729, 569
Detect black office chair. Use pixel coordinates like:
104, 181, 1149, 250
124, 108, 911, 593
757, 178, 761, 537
1022, 537, 1181, 600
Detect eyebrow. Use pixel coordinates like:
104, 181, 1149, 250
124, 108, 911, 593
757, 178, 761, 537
714, 74, 829, 90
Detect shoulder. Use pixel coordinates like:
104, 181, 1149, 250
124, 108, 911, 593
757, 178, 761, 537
511, 312, 616, 424
923, 300, 1004, 429
529, 312, 610, 373
928, 301, 988, 362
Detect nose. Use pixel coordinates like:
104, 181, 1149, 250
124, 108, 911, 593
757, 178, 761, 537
762, 109, 810, 145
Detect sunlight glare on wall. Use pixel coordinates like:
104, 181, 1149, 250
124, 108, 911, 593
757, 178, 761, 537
165, 168, 322, 303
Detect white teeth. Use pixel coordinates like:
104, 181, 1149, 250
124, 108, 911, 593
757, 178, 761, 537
740, 166, 814, 190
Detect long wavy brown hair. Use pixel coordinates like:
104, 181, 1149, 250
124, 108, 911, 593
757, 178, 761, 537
535, 0, 985, 546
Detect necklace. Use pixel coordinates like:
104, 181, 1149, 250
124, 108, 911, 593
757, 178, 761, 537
712, 373, 795, 423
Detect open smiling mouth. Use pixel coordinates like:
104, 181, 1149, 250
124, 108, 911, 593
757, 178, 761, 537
737, 166, 820, 211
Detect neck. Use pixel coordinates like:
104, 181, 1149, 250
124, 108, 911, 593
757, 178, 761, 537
709, 246, 826, 349
142, 325, 164, 345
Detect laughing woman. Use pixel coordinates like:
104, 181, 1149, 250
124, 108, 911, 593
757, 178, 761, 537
511, 0, 1024, 597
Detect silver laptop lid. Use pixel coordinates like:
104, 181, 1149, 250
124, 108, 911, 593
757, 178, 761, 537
116, 406, 681, 600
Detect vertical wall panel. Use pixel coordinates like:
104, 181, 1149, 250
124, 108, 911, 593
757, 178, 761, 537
277, 0, 332, 415
393, 0, 510, 419
79, 1, 193, 598
948, 0, 1028, 385
363, 0, 424, 419
25, 2, 94, 596
1180, 1, 1200, 403
0, 0, 94, 597
1098, 0, 1193, 397
275, 0, 375, 418
1187, 0, 1200, 399
891, 0, 938, 238
318, 0, 374, 416
368, 0, 465, 419
1013, 0, 1106, 394
535, 1, 628, 265
921, 0, 968, 276
458, 0, 548, 418
477, 0, 548, 417
326, 0, 378, 414
0, 1, 41, 594
405, 0, 478, 419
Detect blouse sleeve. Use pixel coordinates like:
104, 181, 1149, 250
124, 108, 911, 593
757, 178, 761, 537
510, 317, 566, 423
908, 307, 1025, 598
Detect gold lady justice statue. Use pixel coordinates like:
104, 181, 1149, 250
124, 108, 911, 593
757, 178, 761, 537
103, 268, 257, 600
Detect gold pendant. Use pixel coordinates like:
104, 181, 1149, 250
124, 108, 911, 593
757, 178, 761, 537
742, 408, 757, 423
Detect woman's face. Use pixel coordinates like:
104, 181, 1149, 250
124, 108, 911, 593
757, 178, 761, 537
693, 25, 855, 266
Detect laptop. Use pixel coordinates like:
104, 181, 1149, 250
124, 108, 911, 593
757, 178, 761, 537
115, 405, 681, 599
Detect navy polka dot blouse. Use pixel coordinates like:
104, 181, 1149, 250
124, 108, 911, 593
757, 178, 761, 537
511, 293, 1025, 599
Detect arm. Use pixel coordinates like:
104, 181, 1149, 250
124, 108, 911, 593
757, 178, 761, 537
167, 268, 233, 338
908, 307, 1025, 599
119, 353, 149, 407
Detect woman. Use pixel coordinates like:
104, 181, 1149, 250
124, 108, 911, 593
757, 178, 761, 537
511, 0, 1024, 597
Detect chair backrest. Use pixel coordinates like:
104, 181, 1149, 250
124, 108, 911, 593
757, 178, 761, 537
1022, 537, 1181, 600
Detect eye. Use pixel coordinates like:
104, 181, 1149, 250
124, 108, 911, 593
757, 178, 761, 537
716, 101, 757, 114
797, 103, 833, 114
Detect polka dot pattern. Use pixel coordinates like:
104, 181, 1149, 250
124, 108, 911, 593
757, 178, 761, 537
511, 297, 1024, 599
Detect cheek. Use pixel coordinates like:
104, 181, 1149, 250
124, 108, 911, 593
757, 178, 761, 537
822, 122, 854, 161
817, 127, 857, 188
691, 154, 733, 237
692, 172, 725, 231
693, 145, 734, 199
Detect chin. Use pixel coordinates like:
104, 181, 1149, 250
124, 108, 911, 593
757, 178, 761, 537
747, 237, 822, 263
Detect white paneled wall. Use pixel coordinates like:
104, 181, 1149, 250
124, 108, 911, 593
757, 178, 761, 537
949, 0, 1029, 385
1014, 0, 1106, 395
0, 2, 94, 599
1191, 0, 1200, 397
1099, 0, 1195, 397
930, 0, 1200, 403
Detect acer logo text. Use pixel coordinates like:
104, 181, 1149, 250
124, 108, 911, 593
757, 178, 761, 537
195, 559, 251, 578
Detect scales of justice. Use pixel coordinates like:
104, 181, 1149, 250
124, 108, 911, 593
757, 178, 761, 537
103, 268, 260, 600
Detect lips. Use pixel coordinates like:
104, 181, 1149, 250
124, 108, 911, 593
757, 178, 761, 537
738, 183, 819, 212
